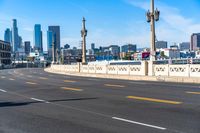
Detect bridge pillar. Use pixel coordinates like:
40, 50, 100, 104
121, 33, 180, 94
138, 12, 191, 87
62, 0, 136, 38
148, 61, 155, 76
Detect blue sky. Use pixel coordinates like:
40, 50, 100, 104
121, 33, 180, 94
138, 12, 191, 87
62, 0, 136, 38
0, 0, 200, 50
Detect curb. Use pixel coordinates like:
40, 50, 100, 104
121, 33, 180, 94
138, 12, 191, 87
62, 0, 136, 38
44, 68, 200, 84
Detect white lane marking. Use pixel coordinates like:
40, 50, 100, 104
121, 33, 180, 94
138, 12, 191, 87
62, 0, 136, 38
0, 89, 7, 92
27, 75, 32, 78
30, 98, 49, 103
9, 78, 15, 81
1, 76, 6, 79
112, 117, 166, 130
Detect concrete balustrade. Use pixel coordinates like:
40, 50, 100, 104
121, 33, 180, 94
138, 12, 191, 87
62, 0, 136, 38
190, 64, 200, 77
49, 61, 200, 78
153, 64, 200, 77
50, 61, 147, 76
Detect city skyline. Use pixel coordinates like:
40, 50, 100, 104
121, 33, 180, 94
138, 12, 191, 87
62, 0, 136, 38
0, 0, 200, 50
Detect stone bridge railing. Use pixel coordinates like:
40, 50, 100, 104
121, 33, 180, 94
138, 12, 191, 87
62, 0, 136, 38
154, 64, 200, 77
50, 61, 148, 76
49, 62, 200, 78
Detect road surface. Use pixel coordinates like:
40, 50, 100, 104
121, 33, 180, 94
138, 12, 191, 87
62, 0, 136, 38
0, 68, 200, 133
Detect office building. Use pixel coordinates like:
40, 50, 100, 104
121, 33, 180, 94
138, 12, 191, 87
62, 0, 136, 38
91, 43, 95, 50
0, 40, 11, 65
48, 26, 60, 52
47, 30, 53, 58
179, 42, 190, 51
109, 45, 120, 59
191, 33, 200, 51
24, 41, 31, 55
4, 28, 12, 43
34, 24, 43, 53
18, 36, 23, 48
121, 44, 137, 53
160, 48, 180, 59
155, 41, 167, 49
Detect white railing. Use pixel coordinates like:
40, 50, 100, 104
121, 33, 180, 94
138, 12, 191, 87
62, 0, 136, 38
50, 61, 147, 76
190, 64, 200, 77
154, 64, 200, 77
50, 62, 200, 78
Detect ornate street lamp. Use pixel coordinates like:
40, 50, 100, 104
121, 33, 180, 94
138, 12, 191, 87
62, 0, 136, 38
146, 0, 160, 61
81, 17, 87, 64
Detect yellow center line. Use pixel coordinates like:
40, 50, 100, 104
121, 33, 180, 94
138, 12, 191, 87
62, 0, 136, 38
26, 82, 37, 85
104, 84, 125, 88
39, 77, 48, 80
64, 80, 76, 83
186, 91, 200, 95
61, 87, 83, 91
126, 96, 182, 105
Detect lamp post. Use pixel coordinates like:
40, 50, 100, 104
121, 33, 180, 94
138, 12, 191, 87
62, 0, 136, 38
146, 0, 160, 61
81, 17, 87, 64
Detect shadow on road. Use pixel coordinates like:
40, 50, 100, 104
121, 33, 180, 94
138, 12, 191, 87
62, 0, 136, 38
0, 97, 98, 108
0, 102, 36, 108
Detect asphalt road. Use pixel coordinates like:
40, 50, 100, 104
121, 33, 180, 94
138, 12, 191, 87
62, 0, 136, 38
0, 68, 200, 133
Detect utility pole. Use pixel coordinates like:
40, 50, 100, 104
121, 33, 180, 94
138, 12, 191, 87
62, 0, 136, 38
81, 17, 87, 64
146, 0, 160, 61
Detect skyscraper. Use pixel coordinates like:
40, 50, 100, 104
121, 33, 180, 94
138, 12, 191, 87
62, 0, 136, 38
18, 36, 23, 48
34, 24, 43, 53
191, 33, 200, 51
48, 26, 60, 52
12, 19, 19, 52
4, 28, 12, 43
47, 30, 53, 57
24, 41, 31, 55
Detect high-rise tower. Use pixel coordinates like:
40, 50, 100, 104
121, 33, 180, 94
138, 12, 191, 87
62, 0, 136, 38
4, 28, 12, 43
48, 26, 60, 63
12, 19, 19, 52
34, 24, 43, 53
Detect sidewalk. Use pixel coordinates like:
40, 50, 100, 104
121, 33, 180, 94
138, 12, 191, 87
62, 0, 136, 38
44, 68, 200, 84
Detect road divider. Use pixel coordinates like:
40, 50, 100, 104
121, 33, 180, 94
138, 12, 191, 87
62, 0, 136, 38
126, 96, 182, 105
186, 91, 200, 95
104, 84, 125, 88
112, 117, 166, 130
61, 87, 83, 91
